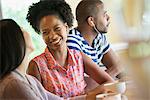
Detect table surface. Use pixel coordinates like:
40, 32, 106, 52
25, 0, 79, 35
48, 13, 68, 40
96, 80, 148, 100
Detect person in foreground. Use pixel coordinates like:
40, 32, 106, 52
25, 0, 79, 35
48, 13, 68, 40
67, 0, 124, 78
0, 19, 62, 100
26, 0, 114, 99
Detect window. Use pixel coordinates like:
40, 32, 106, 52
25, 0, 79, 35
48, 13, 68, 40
1, 0, 46, 59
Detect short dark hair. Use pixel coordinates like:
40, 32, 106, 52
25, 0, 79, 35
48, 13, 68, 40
0, 19, 26, 78
76, 0, 103, 24
26, 1, 74, 34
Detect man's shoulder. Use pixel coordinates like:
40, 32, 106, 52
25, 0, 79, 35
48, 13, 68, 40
68, 28, 79, 34
67, 29, 82, 45
68, 28, 82, 38
95, 33, 106, 40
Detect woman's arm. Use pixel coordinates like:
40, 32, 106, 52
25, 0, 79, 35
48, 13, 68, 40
68, 85, 106, 100
80, 53, 115, 100
82, 52, 114, 84
27, 60, 42, 82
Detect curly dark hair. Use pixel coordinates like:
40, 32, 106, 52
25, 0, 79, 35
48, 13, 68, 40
26, 1, 74, 34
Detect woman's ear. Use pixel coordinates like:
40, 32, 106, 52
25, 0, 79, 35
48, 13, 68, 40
87, 16, 95, 27
21, 28, 35, 53
64, 23, 69, 32
64, 23, 69, 28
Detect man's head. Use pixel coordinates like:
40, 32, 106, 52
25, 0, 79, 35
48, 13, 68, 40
76, 0, 110, 33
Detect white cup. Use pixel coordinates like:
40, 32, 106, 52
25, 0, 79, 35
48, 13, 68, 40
104, 81, 126, 94
96, 93, 121, 100
96, 93, 108, 100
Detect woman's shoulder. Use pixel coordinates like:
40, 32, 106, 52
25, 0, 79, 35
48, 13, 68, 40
32, 52, 46, 61
69, 49, 82, 55
30, 51, 47, 66
26, 74, 40, 85
0, 73, 27, 97
68, 49, 83, 61
0, 73, 16, 94
0, 72, 23, 88
0, 74, 42, 99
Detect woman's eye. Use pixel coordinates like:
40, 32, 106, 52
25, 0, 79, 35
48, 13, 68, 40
42, 31, 48, 34
55, 27, 61, 31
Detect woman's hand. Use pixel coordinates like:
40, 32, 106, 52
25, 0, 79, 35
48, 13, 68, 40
86, 85, 106, 100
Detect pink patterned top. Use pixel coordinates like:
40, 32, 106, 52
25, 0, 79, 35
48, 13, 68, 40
28, 48, 86, 98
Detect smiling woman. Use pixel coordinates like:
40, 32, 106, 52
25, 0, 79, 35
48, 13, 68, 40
26, 1, 86, 98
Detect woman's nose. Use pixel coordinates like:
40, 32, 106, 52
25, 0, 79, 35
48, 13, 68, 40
48, 31, 57, 40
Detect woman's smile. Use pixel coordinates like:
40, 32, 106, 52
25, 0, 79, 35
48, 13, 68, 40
50, 38, 62, 46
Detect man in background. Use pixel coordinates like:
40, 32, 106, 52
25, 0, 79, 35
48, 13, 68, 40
67, 0, 124, 78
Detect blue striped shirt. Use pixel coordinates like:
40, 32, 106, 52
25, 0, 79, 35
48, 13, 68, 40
67, 28, 110, 66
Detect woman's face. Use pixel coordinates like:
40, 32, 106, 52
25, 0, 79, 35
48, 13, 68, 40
22, 28, 34, 53
39, 15, 68, 50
